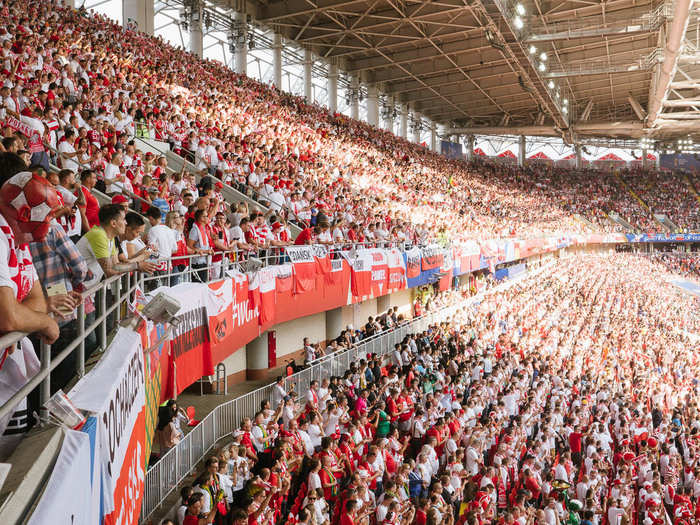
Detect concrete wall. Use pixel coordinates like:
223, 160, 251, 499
220, 347, 246, 385
273, 311, 326, 359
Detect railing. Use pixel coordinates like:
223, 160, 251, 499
0, 271, 144, 421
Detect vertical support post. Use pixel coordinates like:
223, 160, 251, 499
350, 77, 360, 120
234, 11, 247, 75
328, 63, 338, 113
518, 135, 526, 167
366, 84, 379, 126
189, 4, 203, 58
411, 112, 421, 144
399, 105, 408, 138
430, 121, 437, 152
303, 49, 313, 102
575, 144, 582, 169
272, 33, 283, 89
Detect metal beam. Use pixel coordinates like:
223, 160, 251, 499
524, 3, 671, 43
646, 0, 692, 127
627, 95, 647, 120
663, 98, 700, 107
449, 120, 644, 137
543, 59, 649, 78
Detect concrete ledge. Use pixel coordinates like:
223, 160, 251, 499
0, 426, 64, 524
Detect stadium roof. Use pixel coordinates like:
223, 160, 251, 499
221, 0, 699, 145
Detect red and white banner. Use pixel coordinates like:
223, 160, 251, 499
275, 263, 293, 293
251, 267, 277, 329
405, 247, 421, 279
69, 328, 146, 525
285, 246, 316, 293
313, 245, 332, 275
166, 283, 210, 396
347, 249, 373, 299
456, 241, 481, 273
205, 278, 234, 373
421, 244, 444, 271
386, 248, 406, 293
368, 249, 388, 298
3, 116, 33, 137
27, 430, 93, 525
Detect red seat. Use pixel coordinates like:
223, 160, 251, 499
186, 406, 200, 427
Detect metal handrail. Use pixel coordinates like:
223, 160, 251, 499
0, 271, 143, 421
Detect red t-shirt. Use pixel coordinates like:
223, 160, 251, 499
340, 514, 355, 525
294, 227, 315, 245
80, 186, 100, 229
568, 432, 583, 454
183, 515, 199, 525
413, 509, 427, 525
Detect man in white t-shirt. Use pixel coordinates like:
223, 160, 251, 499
104, 152, 125, 194
57, 128, 80, 173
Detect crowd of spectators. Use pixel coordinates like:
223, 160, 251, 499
620, 172, 700, 232
646, 253, 700, 281
160, 254, 700, 525
0, 1, 699, 524
0, 0, 698, 253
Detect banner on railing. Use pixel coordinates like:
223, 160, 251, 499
166, 283, 210, 397
421, 244, 444, 271
386, 248, 407, 293
285, 246, 316, 292
70, 328, 146, 525
405, 247, 421, 279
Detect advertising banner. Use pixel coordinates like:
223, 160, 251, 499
70, 328, 146, 525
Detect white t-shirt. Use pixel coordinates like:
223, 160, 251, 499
58, 140, 79, 173
148, 225, 177, 259
104, 163, 123, 194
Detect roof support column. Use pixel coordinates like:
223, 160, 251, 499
123, 0, 154, 35
575, 144, 582, 169
189, 5, 203, 58
327, 64, 338, 114
382, 97, 394, 131
350, 77, 359, 120
272, 33, 283, 89
412, 112, 421, 144
399, 105, 408, 139
465, 135, 474, 161
518, 135, 526, 167
234, 11, 247, 75
642, 149, 648, 169
303, 49, 313, 103
366, 85, 379, 127
430, 122, 437, 152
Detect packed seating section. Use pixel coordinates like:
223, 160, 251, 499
0, 1, 700, 524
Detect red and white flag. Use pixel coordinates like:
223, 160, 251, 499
285, 246, 316, 293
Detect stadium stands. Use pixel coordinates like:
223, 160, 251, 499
0, 1, 698, 525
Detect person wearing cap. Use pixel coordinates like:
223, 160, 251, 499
111, 193, 129, 212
